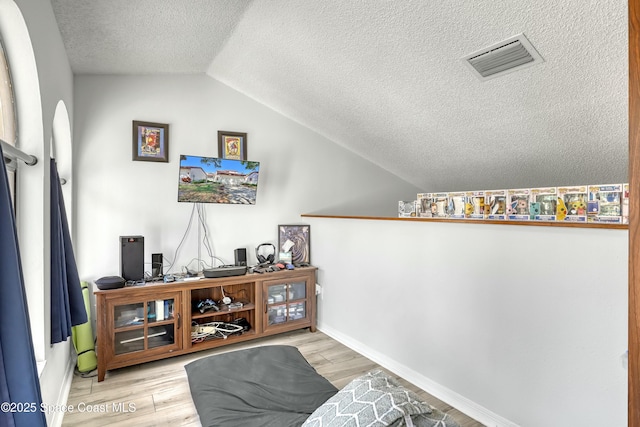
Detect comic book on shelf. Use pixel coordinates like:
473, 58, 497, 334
530, 187, 557, 221
465, 191, 485, 219
447, 191, 467, 219
416, 193, 434, 218
507, 188, 531, 221
430, 192, 449, 218
398, 184, 628, 224
398, 200, 417, 218
587, 184, 623, 224
557, 185, 588, 222
623, 183, 630, 225
484, 190, 507, 220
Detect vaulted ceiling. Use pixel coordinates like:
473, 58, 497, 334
51, 0, 628, 191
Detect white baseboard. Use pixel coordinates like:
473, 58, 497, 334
318, 323, 519, 427
48, 357, 76, 427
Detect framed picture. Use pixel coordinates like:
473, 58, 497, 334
218, 131, 247, 160
278, 225, 311, 265
133, 121, 169, 162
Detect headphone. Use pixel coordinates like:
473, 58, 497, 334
256, 243, 276, 264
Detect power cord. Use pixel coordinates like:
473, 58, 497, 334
165, 204, 197, 274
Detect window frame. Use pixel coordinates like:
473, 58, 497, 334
0, 36, 17, 210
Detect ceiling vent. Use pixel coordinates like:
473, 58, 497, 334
462, 33, 544, 81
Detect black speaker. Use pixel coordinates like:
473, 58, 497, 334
95, 276, 126, 290
152, 253, 163, 277
234, 248, 247, 266
120, 236, 144, 281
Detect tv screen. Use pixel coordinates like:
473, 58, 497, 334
178, 155, 260, 204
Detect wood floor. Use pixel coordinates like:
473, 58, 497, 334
62, 329, 484, 427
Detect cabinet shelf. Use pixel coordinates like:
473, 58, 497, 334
113, 324, 144, 333
191, 303, 255, 320
113, 318, 176, 332
267, 297, 305, 306
147, 317, 175, 326
190, 330, 258, 349
119, 330, 166, 344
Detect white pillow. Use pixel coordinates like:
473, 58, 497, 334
302, 370, 433, 427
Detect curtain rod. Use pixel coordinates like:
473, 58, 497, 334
0, 138, 37, 166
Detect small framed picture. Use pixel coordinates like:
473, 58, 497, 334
218, 131, 247, 160
133, 121, 169, 162
278, 225, 310, 266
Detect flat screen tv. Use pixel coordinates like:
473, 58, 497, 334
178, 155, 260, 204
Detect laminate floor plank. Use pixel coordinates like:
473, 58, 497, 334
62, 329, 484, 426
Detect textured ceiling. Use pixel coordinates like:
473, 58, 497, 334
51, 0, 628, 192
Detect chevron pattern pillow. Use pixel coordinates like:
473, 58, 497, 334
302, 370, 435, 427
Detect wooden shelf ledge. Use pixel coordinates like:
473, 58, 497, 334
301, 213, 628, 229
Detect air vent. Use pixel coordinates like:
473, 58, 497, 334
462, 34, 544, 81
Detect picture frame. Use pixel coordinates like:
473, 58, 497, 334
218, 131, 247, 160
133, 120, 169, 162
278, 225, 311, 265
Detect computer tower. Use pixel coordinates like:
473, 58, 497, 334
234, 248, 247, 266
152, 253, 163, 278
120, 236, 144, 281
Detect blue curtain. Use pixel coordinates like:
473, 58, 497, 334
0, 145, 47, 426
50, 159, 87, 344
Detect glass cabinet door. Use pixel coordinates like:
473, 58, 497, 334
265, 280, 307, 326
114, 302, 144, 328
146, 298, 175, 323
268, 304, 288, 325
147, 324, 176, 349
288, 282, 306, 300
113, 302, 145, 355
115, 329, 145, 355
146, 298, 177, 350
110, 295, 179, 356
288, 301, 306, 321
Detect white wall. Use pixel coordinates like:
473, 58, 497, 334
72, 74, 419, 282
309, 217, 628, 427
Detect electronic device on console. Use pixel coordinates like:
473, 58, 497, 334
231, 317, 251, 332
274, 260, 296, 270
195, 298, 219, 313
256, 243, 276, 264
120, 236, 144, 281
152, 253, 163, 278
203, 265, 247, 278
95, 276, 126, 290
178, 155, 260, 205
234, 248, 247, 266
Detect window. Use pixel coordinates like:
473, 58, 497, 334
0, 0, 50, 367
0, 38, 16, 210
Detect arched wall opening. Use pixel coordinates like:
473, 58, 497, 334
0, 0, 47, 363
